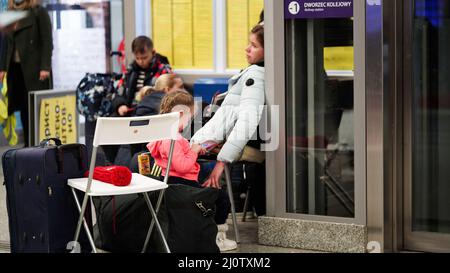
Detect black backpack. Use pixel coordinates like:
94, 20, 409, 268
93, 183, 219, 253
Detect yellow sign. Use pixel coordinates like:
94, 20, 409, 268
227, 0, 264, 69
324, 46, 354, 71
152, 0, 263, 70
152, 0, 174, 66
248, 0, 264, 30
39, 95, 77, 144
152, 0, 213, 69
193, 0, 213, 68
173, 0, 194, 68
227, 0, 249, 69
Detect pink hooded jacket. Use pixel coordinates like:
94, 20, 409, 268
147, 134, 200, 182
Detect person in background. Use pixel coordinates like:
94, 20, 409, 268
102, 36, 172, 164
0, 0, 52, 147
113, 36, 172, 117
147, 91, 235, 252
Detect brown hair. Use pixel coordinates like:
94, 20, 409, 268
131, 36, 154, 54
9, 0, 39, 10
160, 91, 194, 114
250, 24, 264, 48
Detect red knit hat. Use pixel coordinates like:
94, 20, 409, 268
84, 166, 132, 187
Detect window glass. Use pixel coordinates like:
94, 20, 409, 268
285, 17, 355, 218
42, 0, 124, 89
151, 0, 263, 71
411, 0, 450, 233
226, 0, 263, 69
152, 0, 214, 69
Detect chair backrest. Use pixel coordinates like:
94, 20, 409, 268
92, 112, 180, 147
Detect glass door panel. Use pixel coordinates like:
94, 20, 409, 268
405, 0, 450, 252
285, 17, 355, 218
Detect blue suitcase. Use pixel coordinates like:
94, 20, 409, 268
2, 138, 92, 253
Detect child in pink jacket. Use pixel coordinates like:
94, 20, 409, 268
146, 91, 232, 250
147, 91, 203, 181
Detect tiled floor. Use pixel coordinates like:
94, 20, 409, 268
226, 216, 319, 253
0, 144, 316, 253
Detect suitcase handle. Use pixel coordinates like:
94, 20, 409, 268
59, 144, 83, 151
56, 144, 85, 173
39, 138, 62, 147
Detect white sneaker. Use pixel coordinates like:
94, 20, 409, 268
216, 224, 237, 252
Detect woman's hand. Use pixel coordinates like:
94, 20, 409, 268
0, 71, 5, 82
39, 70, 50, 81
203, 161, 226, 189
118, 105, 129, 116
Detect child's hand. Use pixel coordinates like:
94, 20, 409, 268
118, 105, 129, 116
39, 70, 50, 81
191, 143, 205, 155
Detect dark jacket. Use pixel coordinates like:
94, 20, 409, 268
0, 5, 53, 92
134, 91, 165, 117
0, 34, 7, 68
112, 54, 172, 114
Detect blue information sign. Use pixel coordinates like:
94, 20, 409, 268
285, 0, 353, 19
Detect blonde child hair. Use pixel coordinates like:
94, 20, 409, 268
136, 86, 158, 101
136, 74, 183, 101
154, 74, 183, 92
160, 90, 194, 115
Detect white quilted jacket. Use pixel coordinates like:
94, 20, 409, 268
191, 64, 265, 163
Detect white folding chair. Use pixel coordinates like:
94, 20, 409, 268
68, 113, 180, 253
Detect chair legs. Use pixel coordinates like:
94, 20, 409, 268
142, 191, 163, 253
242, 187, 251, 222
72, 189, 170, 253
71, 189, 97, 253
143, 191, 171, 253
224, 164, 240, 244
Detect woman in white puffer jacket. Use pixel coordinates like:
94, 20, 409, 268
191, 24, 265, 252
191, 24, 265, 189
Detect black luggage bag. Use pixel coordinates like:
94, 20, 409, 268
165, 184, 220, 253
2, 138, 92, 253
93, 184, 219, 253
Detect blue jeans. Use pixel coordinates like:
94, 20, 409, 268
198, 160, 216, 184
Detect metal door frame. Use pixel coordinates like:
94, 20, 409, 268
366, 0, 405, 253
265, 1, 367, 226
